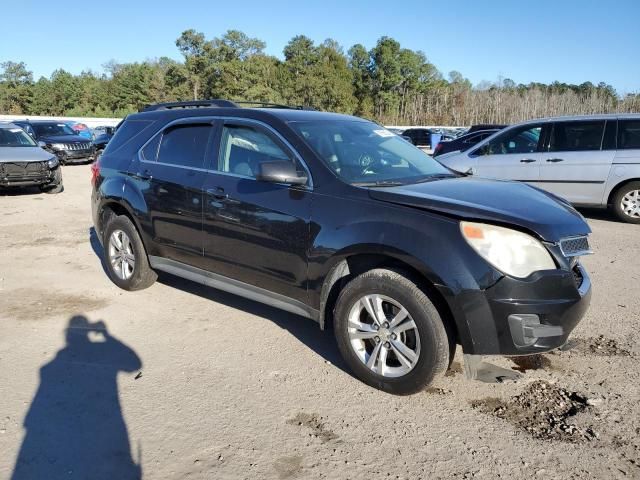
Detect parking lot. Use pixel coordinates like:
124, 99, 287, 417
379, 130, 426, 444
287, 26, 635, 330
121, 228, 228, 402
0, 164, 639, 479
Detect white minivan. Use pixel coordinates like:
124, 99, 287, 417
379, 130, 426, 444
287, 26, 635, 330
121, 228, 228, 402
437, 114, 640, 223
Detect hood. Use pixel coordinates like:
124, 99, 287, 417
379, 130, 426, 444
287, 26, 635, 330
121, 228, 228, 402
0, 146, 54, 163
368, 176, 590, 241
38, 134, 89, 144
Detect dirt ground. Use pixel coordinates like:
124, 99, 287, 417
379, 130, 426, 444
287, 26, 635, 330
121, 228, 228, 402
1, 165, 639, 479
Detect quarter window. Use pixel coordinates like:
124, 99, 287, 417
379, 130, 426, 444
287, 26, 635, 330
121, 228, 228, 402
476, 125, 542, 155
218, 124, 293, 178
618, 120, 640, 149
156, 124, 212, 168
549, 121, 605, 152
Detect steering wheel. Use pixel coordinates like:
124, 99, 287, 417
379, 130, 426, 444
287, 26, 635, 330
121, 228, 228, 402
357, 148, 381, 176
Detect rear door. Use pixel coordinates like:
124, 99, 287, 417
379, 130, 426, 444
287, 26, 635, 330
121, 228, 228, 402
137, 119, 213, 265
201, 119, 312, 303
538, 119, 614, 205
471, 123, 546, 181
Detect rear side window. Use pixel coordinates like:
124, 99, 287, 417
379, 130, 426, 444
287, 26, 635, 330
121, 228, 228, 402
618, 120, 640, 149
103, 119, 154, 155
549, 121, 605, 152
157, 124, 212, 168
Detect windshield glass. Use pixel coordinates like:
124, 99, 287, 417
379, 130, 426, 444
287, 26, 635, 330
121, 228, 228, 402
290, 120, 453, 185
0, 127, 37, 147
32, 123, 77, 137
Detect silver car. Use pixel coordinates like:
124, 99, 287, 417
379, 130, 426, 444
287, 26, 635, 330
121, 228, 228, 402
0, 122, 63, 193
437, 114, 640, 223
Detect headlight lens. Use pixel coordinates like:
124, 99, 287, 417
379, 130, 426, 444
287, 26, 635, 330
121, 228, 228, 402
460, 221, 556, 278
47, 156, 59, 168
50, 143, 65, 150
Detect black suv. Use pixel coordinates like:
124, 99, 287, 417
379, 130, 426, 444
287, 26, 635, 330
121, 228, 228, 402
91, 100, 592, 394
14, 120, 96, 164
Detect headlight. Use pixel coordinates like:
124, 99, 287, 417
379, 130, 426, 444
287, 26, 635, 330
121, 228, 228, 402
460, 221, 556, 278
47, 156, 59, 168
49, 143, 65, 150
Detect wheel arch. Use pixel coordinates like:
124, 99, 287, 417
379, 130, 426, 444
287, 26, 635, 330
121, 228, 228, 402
606, 177, 640, 206
318, 251, 460, 348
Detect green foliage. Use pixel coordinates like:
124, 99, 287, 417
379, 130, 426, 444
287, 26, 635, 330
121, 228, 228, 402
0, 30, 634, 123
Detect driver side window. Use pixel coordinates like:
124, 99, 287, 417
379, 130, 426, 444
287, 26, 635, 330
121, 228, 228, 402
476, 125, 543, 156
218, 124, 296, 179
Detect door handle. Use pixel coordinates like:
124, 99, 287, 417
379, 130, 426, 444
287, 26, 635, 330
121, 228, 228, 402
520, 158, 536, 163
546, 158, 564, 162
136, 169, 153, 180
206, 187, 228, 200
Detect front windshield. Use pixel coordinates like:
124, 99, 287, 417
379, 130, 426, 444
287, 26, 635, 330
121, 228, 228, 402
290, 120, 453, 185
32, 123, 77, 137
0, 127, 37, 147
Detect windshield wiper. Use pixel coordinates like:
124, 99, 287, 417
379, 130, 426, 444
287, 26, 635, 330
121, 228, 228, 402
411, 173, 457, 184
352, 180, 405, 187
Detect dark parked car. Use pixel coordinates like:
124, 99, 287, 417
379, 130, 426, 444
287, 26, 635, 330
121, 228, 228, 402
0, 122, 63, 193
93, 127, 116, 153
91, 100, 592, 394
432, 129, 501, 158
401, 128, 434, 149
14, 120, 96, 164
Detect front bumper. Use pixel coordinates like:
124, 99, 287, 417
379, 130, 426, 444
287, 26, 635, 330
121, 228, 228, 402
54, 148, 95, 164
446, 264, 591, 356
0, 163, 59, 187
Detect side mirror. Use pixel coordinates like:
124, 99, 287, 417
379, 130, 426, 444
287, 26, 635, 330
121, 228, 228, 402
37, 141, 47, 148
256, 161, 308, 186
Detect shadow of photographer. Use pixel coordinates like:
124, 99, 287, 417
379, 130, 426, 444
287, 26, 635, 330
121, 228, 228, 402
12, 315, 142, 480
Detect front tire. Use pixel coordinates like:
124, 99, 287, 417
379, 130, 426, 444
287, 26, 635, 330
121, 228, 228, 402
333, 269, 451, 395
612, 181, 640, 224
103, 215, 157, 291
40, 169, 63, 194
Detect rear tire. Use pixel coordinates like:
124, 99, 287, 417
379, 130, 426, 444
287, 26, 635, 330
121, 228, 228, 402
612, 181, 640, 224
333, 268, 451, 395
103, 215, 157, 291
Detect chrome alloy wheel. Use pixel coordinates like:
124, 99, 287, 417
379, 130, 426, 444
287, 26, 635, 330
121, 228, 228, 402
108, 229, 135, 280
347, 294, 421, 378
621, 189, 640, 219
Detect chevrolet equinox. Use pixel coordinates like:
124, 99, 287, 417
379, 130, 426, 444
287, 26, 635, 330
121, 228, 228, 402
91, 100, 593, 394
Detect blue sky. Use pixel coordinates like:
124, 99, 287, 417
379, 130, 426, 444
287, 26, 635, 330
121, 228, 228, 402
1, 0, 639, 94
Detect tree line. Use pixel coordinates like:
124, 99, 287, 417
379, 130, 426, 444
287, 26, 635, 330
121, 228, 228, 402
1, 29, 638, 125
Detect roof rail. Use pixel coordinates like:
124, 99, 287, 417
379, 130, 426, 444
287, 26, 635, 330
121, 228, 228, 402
232, 101, 314, 110
140, 99, 239, 112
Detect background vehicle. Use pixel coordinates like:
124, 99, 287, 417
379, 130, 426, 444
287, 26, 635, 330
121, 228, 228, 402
92, 100, 592, 394
402, 127, 434, 150
65, 121, 93, 139
14, 120, 96, 164
433, 128, 501, 158
0, 122, 63, 193
437, 114, 640, 223
92, 129, 115, 154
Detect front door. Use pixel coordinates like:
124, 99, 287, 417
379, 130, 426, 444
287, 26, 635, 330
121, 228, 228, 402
538, 119, 614, 205
137, 120, 214, 265
201, 120, 312, 303
471, 123, 546, 181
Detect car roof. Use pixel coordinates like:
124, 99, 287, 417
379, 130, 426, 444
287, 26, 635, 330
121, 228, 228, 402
515, 113, 640, 125
0, 122, 21, 129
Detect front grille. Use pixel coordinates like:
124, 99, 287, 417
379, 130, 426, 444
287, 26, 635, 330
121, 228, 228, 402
63, 142, 92, 151
0, 161, 48, 179
572, 265, 584, 289
560, 236, 591, 257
